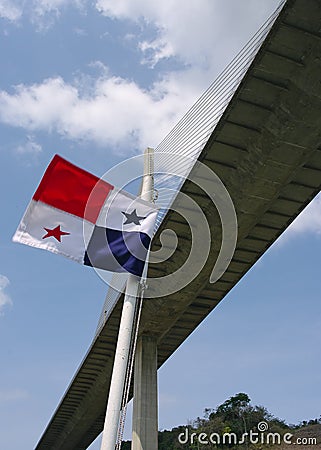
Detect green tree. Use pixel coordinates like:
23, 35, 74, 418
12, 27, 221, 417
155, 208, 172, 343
210, 392, 251, 439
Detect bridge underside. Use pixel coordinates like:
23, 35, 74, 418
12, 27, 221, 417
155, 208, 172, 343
36, 0, 321, 448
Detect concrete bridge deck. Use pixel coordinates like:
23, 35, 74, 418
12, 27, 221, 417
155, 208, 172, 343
36, 0, 321, 448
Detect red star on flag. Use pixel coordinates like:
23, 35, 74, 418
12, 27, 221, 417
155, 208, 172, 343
42, 225, 70, 242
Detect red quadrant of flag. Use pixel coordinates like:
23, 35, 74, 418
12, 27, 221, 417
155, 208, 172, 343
33, 154, 113, 223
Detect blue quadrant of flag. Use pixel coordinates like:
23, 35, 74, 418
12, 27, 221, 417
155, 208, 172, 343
84, 227, 151, 276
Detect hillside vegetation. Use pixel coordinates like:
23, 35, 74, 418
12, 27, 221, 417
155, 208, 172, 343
122, 393, 321, 449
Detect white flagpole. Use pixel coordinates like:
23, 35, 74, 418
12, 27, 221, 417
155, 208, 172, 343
100, 148, 154, 450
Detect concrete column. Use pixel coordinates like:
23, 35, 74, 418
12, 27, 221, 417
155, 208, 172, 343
132, 334, 158, 450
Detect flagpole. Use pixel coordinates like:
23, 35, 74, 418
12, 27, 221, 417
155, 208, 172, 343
100, 148, 154, 450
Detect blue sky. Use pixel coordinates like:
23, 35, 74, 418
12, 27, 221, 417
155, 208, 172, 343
0, 1, 320, 449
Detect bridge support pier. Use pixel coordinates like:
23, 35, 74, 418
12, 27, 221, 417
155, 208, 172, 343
132, 334, 158, 450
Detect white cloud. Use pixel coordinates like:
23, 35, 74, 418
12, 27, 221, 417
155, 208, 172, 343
16, 135, 42, 155
30, 0, 86, 30
0, 71, 196, 151
91, 0, 284, 155
139, 38, 174, 68
0, 1, 285, 155
0, 0, 86, 27
0, 275, 12, 314
0, 0, 22, 21
96, 0, 282, 69
32, 0, 85, 17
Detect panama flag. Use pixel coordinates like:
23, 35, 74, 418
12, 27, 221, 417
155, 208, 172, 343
13, 155, 158, 277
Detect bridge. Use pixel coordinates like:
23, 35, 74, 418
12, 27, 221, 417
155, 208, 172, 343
36, 0, 321, 448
